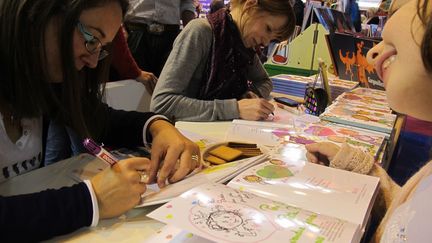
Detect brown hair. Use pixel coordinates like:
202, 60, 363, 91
230, 0, 296, 41
418, 0, 432, 72
0, 0, 129, 137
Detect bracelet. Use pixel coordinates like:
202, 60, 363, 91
330, 143, 374, 175
145, 116, 171, 147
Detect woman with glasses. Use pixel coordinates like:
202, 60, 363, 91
0, 0, 199, 241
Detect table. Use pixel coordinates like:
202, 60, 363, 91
0, 122, 235, 242
0, 117, 403, 242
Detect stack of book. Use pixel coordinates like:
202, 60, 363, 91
320, 88, 397, 135
327, 78, 361, 99
271, 74, 314, 97
271, 74, 358, 99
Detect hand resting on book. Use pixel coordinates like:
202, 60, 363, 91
305, 142, 375, 174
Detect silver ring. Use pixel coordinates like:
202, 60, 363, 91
191, 154, 199, 162
139, 172, 148, 184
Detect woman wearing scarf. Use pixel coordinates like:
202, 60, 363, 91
150, 0, 295, 121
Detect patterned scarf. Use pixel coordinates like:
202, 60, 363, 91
198, 9, 255, 100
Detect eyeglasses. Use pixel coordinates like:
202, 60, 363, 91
76, 22, 109, 60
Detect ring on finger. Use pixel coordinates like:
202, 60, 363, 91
191, 154, 199, 162
191, 154, 199, 167
139, 171, 148, 184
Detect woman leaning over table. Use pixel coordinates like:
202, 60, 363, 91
150, 0, 295, 121
0, 0, 199, 241
304, 0, 432, 241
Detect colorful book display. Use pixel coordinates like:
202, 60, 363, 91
296, 122, 386, 159
226, 119, 386, 159
334, 88, 391, 112
320, 87, 396, 134
148, 146, 379, 243
320, 101, 396, 134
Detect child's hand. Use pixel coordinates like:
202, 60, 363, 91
305, 142, 341, 166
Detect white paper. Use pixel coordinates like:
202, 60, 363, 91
228, 158, 379, 229
148, 183, 361, 243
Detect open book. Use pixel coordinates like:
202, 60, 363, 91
147, 144, 380, 243
138, 154, 268, 206
70, 129, 268, 207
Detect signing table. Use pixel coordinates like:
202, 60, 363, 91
0, 122, 232, 242
0, 116, 402, 242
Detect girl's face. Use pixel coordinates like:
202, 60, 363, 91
367, 0, 432, 121
238, 0, 287, 48
45, 1, 122, 82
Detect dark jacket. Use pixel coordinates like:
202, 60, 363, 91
0, 103, 157, 242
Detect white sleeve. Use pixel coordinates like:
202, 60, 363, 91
143, 115, 169, 149
83, 180, 99, 227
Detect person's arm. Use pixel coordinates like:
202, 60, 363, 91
150, 19, 240, 121
246, 54, 273, 99
0, 183, 93, 241
111, 27, 141, 80
180, 0, 196, 26
97, 103, 157, 148
95, 102, 200, 188
110, 27, 158, 94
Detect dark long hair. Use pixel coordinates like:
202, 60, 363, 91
0, 0, 129, 137
418, 0, 432, 72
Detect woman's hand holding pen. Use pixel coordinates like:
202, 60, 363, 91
238, 98, 274, 120
147, 119, 201, 188
242, 91, 260, 99
90, 157, 150, 219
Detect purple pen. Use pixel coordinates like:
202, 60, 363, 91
83, 138, 118, 166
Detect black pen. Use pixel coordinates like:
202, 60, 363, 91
248, 81, 274, 116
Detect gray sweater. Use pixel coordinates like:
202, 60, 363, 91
150, 18, 273, 121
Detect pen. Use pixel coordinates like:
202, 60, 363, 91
83, 138, 118, 166
248, 81, 275, 116
275, 103, 302, 115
